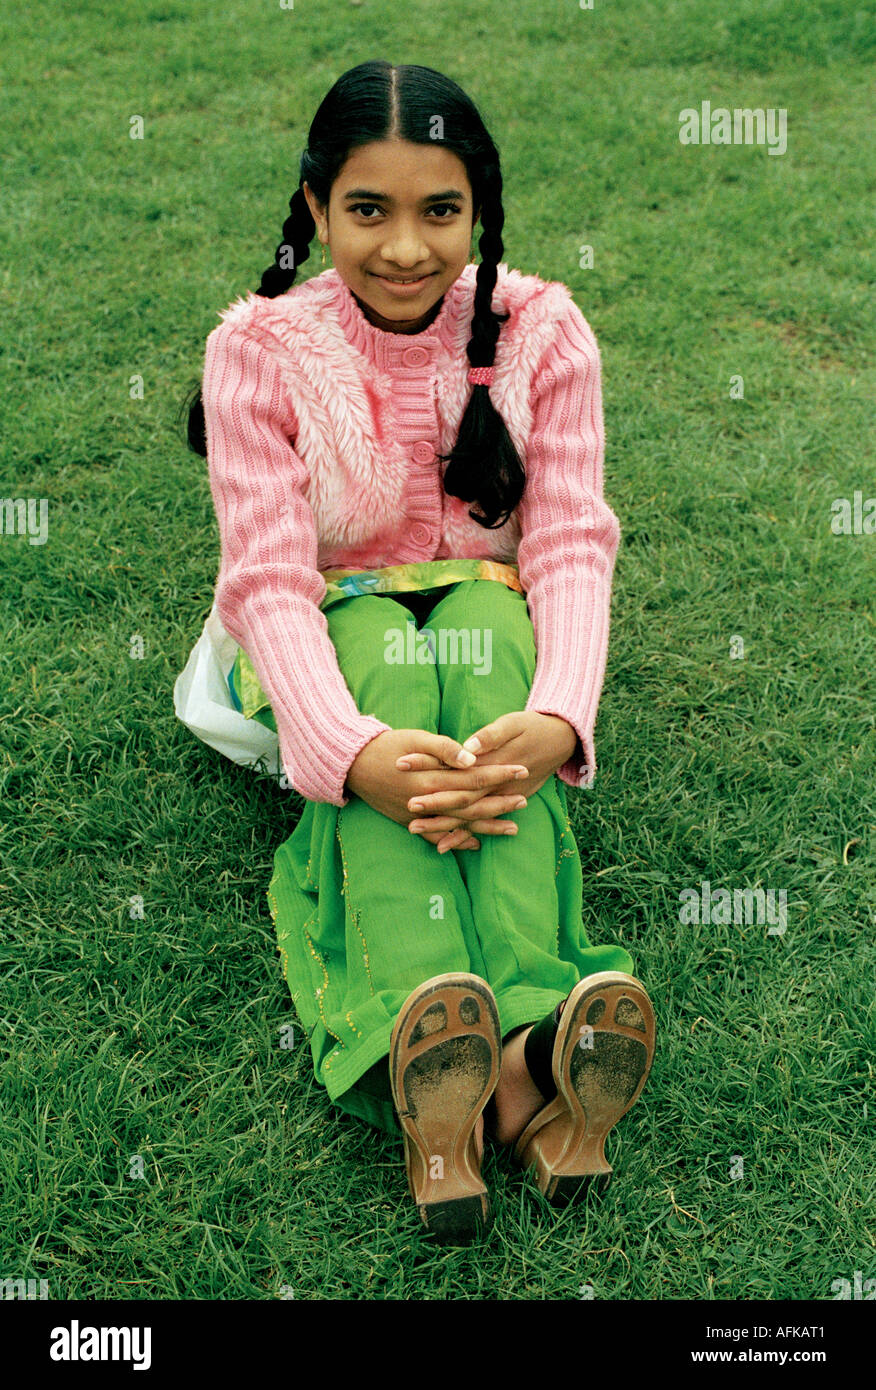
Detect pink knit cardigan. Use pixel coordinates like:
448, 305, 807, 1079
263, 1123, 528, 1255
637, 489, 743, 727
201, 263, 621, 807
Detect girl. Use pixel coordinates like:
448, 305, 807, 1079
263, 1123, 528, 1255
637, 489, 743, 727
179, 60, 656, 1247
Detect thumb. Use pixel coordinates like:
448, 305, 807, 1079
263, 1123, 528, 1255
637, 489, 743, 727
401, 730, 478, 768
461, 712, 526, 755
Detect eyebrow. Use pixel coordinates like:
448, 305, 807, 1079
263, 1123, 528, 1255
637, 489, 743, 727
342, 188, 466, 203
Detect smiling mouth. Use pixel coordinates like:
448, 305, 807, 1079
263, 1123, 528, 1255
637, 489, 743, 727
372, 272, 436, 283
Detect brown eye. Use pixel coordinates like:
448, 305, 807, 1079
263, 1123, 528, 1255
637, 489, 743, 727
349, 203, 462, 219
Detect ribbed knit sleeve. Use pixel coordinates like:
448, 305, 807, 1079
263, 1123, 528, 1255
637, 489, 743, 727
518, 300, 621, 790
202, 323, 392, 806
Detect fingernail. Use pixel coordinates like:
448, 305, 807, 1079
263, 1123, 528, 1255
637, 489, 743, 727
397, 759, 411, 769
515, 769, 528, 778
410, 802, 424, 812
456, 749, 476, 766
463, 737, 482, 753
503, 825, 518, 834
514, 798, 527, 808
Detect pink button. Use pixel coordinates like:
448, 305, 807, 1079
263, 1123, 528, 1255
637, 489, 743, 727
412, 441, 435, 464
410, 522, 431, 545
402, 346, 429, 368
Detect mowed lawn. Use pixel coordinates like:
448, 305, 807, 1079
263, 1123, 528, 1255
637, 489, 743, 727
1, 0, 873, 1299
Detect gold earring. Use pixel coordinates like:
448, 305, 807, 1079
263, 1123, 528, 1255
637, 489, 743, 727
321, 241, 326, 267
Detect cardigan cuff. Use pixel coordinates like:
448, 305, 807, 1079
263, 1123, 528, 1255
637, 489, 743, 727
277, 714, 393, 807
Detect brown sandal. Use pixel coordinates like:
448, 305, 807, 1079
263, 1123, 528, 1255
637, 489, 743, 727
389, 972, 502, 1245
513, 971, 656, 1206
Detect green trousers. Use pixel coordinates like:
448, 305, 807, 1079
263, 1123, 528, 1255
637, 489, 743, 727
267, 579, 634, 1136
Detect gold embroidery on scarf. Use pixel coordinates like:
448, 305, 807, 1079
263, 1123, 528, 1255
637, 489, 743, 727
267, 883, 292, 982
267, 856, 339, 1064
336, 814, 376, 996
554, 812, 577, 951
302, 908, 345, 1051
555, 813, 576, 878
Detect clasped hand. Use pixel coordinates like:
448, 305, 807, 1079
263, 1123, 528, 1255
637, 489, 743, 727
344, 711, 578, 854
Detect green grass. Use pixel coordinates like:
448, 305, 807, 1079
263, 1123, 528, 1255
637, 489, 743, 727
1, 0, 874, 1300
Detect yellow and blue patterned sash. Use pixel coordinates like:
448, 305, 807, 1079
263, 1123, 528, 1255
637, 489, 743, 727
227, 558, 524, 726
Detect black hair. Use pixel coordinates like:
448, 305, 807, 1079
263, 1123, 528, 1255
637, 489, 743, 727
179, 60, 525, 529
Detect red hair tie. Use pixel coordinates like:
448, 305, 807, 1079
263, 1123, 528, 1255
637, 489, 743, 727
467, 366, 494, 387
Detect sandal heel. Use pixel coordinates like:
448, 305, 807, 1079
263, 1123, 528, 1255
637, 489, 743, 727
421, 1193, 491, 1244
401, 1130, 492, 1240
514, 972, 656, 1206
391, 973, 502, 1244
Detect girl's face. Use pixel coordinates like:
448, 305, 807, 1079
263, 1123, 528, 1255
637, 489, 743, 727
303, 138, 479, 334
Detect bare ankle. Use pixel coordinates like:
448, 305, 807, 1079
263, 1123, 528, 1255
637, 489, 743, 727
492, 1027, 547, 1147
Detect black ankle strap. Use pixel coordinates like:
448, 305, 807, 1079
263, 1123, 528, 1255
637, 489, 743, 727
522, 1002, 563, 1102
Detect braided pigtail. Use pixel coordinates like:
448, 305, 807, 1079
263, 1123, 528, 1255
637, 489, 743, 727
179, 183, 317, 457
438, 165, 526, 529
256, 185, 315, 298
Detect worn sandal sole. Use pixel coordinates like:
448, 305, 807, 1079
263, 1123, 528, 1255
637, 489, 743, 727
389, 973, 502, 1245
513, 972, 656, 1207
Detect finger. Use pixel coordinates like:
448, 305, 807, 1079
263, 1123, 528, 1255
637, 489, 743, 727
465, 818, 519, 837
422, 828, 480, 849
437, 823, 513, 851
411, 817, 472, 850
411, 823, 480, 851
410, 816, 468, 833
406, 764, 529, 810
408, 786, 529, 816
462, 793, 528, 818
436, 827, 481, 854
410, 794, 526, 828
413, 812, 521, 837
461, 712, 526, 757
391, 732, 479, 771
409, 818, 465, 841
395, 753, 443, 771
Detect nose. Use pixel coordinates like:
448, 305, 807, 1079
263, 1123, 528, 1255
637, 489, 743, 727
379, 219, 431, 267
